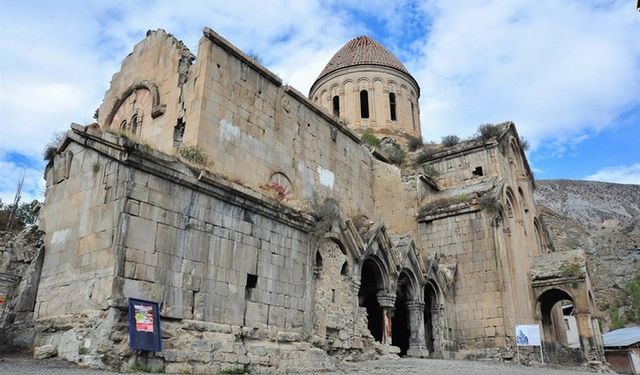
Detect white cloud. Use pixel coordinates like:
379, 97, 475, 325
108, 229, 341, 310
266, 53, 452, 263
0, 159, 45, 204
0, 0, 638, 199
411, 0, 640, 147
585, 163, 640, 185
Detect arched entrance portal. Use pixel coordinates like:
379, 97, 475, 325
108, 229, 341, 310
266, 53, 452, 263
392, 272, 411, 356
538, 288, 574, 346
359, 258, 384, 342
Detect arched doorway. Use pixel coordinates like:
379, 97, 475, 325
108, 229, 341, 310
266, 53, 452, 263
359, 258, 384, 342
538, 288, 575, 347
424, 282, 439, 354
392, 272, 412, 356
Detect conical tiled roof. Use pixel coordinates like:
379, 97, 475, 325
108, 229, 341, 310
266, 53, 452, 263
313, 36, 414, 85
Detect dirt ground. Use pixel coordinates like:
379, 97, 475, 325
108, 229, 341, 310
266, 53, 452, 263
0, 353, 601, 375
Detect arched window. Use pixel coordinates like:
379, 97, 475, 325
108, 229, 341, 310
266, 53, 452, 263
411, 102, 416, 130
332, 95, 340, 117
341, 261, 349, 276
131, 114, 139, 134
389, 92, 397, 121
120, 119, 128, 131
360, 90, 369, 119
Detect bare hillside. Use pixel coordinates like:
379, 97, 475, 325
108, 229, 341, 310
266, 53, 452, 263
534, 179, 640, 230
534, 179, 640, 329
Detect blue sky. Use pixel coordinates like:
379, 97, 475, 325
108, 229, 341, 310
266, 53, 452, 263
0, 0, 639, 203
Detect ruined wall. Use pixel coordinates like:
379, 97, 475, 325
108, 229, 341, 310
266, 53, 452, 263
37, 137, 123, 319
33, 126, 375, 372
418, 129, 542, 355
371, 162, 419, 237
312, 240, 376, 358
118, 154, 312, 331
419, 209, 508, 354
188, 29, 377, 217
97, 30, 194, 155
425, 144, 498, 190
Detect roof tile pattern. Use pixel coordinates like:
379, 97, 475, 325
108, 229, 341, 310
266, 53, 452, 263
315, 36, 412, 83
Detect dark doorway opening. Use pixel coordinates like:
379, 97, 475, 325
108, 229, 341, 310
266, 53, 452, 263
359, 258, 383, 342
392, 272, 411, 356
424, 283, 437, 354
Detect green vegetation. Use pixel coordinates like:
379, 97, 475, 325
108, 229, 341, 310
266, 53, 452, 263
479, 195, 501, 216
423, 164, 441, 178
559, 259, 583, 278
386, 147, 406, 166
360, 129, 381, 148
177, 144, 210, 166
604, 274, 640, 329
0, 199, 39, 232
441, 134, 460, 147
130, 362, 164, 373
416, 149, 437, 165
43, 131, 65, 161
608, 307, 625, 330
91, 160, 101, 174
476, 123, 502, 143
419, 194, 472, 216
623, 274, 640, 324
406, 135, 423, 151
105, 128, 153, 152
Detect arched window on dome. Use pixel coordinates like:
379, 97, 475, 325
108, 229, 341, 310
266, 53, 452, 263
360, 90, 369, 119
332, 95, 340, 117
411, 102, 416, 130
389, 92, 397, 121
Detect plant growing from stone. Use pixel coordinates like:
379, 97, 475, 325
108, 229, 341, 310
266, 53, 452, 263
406, 135, 423, 151
360, 129, 381, 148
43, 131, 65, 161
177, 144, 209, 166
476, 123, 502, 143
441, 134, 460, 147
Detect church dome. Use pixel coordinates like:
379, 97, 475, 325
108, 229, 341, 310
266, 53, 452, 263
312, 36, 416, 89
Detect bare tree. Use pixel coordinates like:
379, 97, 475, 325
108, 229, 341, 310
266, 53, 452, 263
5, 170, 24, 231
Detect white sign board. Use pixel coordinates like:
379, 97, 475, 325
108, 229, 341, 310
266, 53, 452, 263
515, 324, 541, 346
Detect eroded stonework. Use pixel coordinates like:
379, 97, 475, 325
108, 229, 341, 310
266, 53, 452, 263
0, 27, 605, 373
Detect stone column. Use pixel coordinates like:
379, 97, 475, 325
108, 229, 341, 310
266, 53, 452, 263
377, 292, 396, 345
575, 310, 594, 356
406, 300, 428, 358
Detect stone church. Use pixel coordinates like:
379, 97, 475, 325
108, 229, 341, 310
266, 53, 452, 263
0, 27, 604, 373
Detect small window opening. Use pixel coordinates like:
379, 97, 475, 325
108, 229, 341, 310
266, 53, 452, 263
331, 289, 336, 303
360, 90, 369, 119
245, 273, 258, 300
120, 119, 128, 131
246, 274, 258, 289
173, 118, 186, 148
341, 261, 349, 276
314, 251, 323, 278
389, 93, 397, 121
130, 114, 139, 134
332, 95, 340, 117
473, 166, 484, 176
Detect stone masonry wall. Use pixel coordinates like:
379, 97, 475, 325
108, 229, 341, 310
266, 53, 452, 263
37, 139, 123, 319
312, 240, 377, 359
189, 29, 377, 217
34, 126, 363, 372
419, 209, 508, 355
